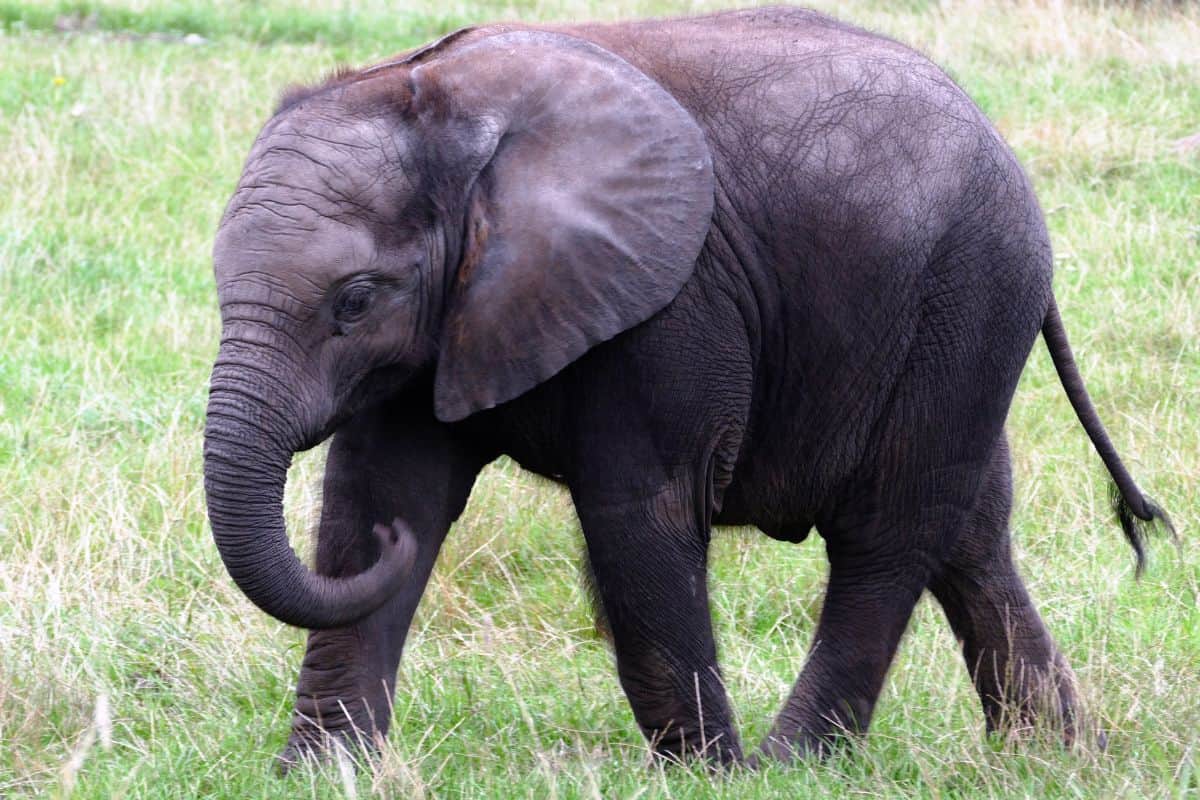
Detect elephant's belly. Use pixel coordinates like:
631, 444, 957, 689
713, 473, 815, 543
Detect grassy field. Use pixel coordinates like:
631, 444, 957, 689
1, 0, 1197, 797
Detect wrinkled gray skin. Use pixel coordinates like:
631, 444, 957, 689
204, 7, 1171, 769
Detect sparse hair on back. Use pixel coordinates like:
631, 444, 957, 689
274, 66, 364, 116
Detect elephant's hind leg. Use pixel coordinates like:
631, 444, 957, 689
757, 328, 1021, 760
280, 394, 485, 771
755, 518, 933, 761
928, 438, 1078, 741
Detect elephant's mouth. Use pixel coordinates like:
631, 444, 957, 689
309, 363, 427, 449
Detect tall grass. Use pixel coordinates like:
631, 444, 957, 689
1, 1, 1197, 797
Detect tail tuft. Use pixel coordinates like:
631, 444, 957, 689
1109, 483, 1176, 578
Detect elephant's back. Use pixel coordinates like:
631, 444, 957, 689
558, 7, 1021, 282
426, 9, 1010, 264
550, 8, 1054, 521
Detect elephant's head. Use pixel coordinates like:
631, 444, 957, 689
203, 31, 715, 629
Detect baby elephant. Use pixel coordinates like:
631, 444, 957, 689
203, 6, 1172, 767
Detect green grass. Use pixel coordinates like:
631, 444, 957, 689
1, 0, 1197, 797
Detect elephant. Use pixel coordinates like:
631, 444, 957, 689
203, 6, 1173, 768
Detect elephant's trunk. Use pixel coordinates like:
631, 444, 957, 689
203, 362, 414, 630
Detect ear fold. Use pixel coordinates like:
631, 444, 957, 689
412, 31, 715, 422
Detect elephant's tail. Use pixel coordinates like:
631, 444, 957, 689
1042, 298, 1176, 576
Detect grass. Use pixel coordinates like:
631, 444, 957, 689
0, 0, 1197, 797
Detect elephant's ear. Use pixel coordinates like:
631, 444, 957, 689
412, 31, 715, 422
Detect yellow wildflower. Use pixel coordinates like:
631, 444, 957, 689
53, 76, 67, 87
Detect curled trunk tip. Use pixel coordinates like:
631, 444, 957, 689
203, 397, 416, 629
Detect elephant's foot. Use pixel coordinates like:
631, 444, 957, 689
643, 723, 745, 770
750, 697, 868, 767
280, 625, 398, 774
276, 691, 385, 775
977, 657, 1085, 749
753, 729, 841, 765
276, 723, 381, 775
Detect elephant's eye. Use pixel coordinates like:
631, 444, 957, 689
333, 282, 374, 322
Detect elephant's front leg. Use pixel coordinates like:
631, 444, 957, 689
575, 478, 742, 765
280, 398, 485, 769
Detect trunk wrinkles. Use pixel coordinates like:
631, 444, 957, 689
203, 377, 415, 629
